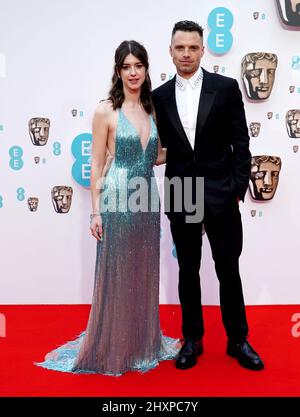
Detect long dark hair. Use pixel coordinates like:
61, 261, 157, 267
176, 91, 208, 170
108, 40, 154, 114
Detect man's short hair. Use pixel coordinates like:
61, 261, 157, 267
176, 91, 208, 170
172, 20, 204, 38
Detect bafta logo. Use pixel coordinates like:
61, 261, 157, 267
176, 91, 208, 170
276, 0, 300, 27
51, 186, 73, 213
213, 65, 219, 73
241, 53, 278, 100
28, 197, 39, 212
29, 117, 50, 146
249, 122, 261, 137
289, 85, 295, 93
286, 110, 300, 138
249, 156, 282, 201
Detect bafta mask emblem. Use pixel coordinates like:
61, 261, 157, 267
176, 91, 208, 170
241, 53, 278, 100
29, 117, 50, 146
249, 155, 282, 201
51, 186, 73, 213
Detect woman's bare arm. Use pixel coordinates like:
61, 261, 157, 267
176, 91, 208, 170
90, 103, 110, 239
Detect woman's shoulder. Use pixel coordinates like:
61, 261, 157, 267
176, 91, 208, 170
94, 99, 115, 119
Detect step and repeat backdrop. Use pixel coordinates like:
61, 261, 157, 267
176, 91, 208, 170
0, 0, 300, 304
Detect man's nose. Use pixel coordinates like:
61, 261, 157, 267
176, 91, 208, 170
39, 127, 45, 136
183, 47, 190, 57
296, 118, 300, 129
259, 69, 268, 84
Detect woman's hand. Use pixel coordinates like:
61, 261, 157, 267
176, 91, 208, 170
90, 214, 103, 241
155, 147, 167, 165
155, 135, 167, 165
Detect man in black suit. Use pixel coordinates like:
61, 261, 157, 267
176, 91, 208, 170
152, 21, 264, 371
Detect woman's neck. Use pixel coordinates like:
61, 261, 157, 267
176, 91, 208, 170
123, 88, 141, 109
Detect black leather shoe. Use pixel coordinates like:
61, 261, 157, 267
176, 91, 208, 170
175, 338, 203, 370
227, 340, 264, 370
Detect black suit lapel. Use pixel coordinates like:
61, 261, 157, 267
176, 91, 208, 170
195, 68, 217, 141
162, 69, 217, 150
164, 76, 193, 151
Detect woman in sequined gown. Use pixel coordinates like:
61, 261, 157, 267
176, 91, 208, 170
35, 40, 180, 376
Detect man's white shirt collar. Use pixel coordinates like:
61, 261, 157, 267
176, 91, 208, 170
175, 67, 203, 91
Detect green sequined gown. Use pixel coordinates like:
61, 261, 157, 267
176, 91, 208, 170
35, 108, 180, 376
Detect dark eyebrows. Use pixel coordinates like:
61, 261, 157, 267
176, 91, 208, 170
174, 44, 200, 49
123, 60, 143, 66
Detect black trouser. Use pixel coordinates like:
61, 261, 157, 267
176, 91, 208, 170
169, 201, 249, 343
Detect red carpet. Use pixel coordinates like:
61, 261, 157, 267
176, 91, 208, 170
0, 305, 299, 397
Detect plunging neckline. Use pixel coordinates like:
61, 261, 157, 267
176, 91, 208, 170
119, 108, 152, 154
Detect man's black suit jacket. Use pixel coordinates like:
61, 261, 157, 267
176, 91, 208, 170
152, 67, 251, 216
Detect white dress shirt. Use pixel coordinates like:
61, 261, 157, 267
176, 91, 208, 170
175, 67, 203, 150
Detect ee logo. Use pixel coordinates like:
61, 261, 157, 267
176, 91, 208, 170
17, 187, 25, 201
53, 142, 61, 156
9, 146, 24, 170
208, 7, 233, 54
71, 133, 92, 187
292, 56, 300, 70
